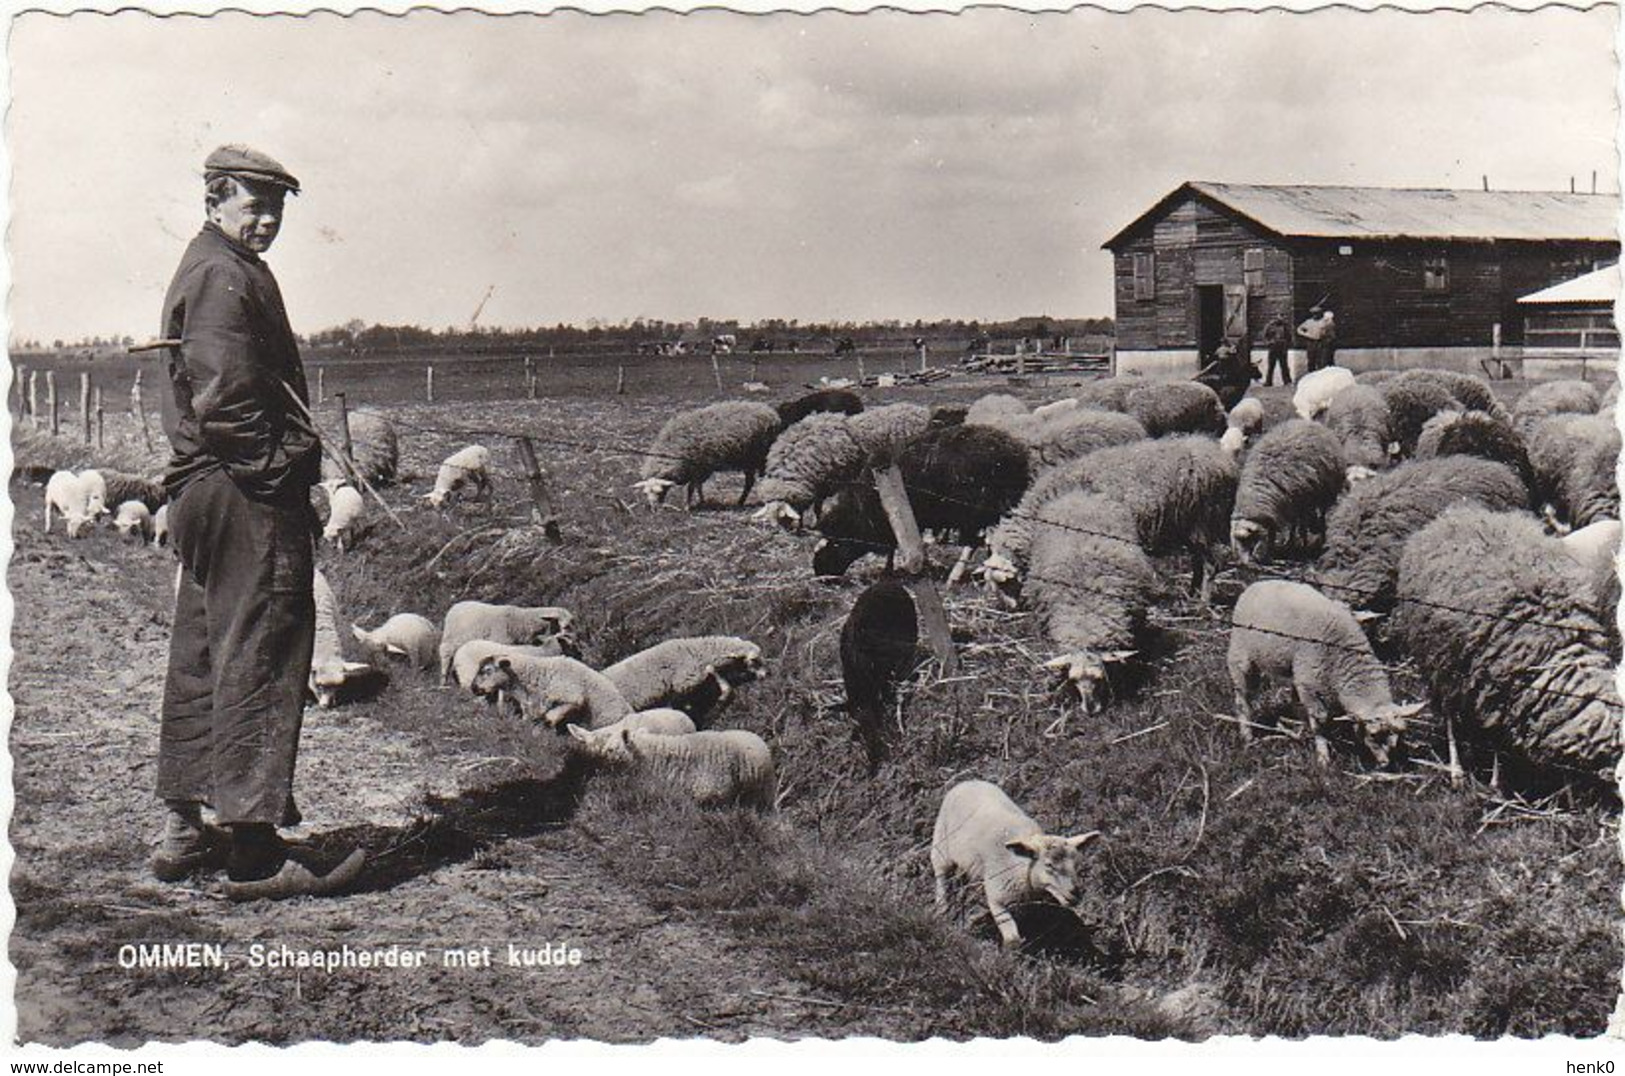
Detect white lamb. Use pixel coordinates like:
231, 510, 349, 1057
77, 469, 110, 518
44, 471, 95, 537
468, 653, 634, 729
112, 500, 154, 543
1559, 518, 1622, 567
930, 780, 1101, 948
310, 569, 374, 709
600, 636, 767, 722
152, 503, 170, 549
438, 600, 576, 682
1292, 366, 1356, 421
1220, 397, 1265, 456
425, 445, 493, 508
447, 638, 573, 695
1227, 579, 1421, 766
351, 613, 441, 671
575, 727, 776, 811
321, 483, 365, 550
563, 709, 699, 758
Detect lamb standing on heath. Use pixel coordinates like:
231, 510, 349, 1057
44, 471, 96, 537
1227, 580, 1421, 766
1292, 366, 1356, 421
634, 400, 783, 509
321, 483, 365, 550
352, 613, 441, 671
470, 653, 634, 730
76, 469, 110, 519
600, 636, 768, 723
930, 780, 1101, 948
112, 501, 154, 543
438, 600, 575, 682
310, 569, 377, 709
425, 445, 493, 508
1230, 420, 1347, 562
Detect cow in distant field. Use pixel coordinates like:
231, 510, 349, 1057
834, 337, 857, 356
750, 338, 775, 353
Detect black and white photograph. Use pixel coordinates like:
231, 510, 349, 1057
3, 0, 1621, 1055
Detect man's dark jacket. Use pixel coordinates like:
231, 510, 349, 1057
159, 223, 320, 502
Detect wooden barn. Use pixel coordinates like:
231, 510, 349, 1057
1103, 181, 1619, 376
1516, 263, 1620, 380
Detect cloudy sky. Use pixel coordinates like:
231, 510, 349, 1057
7, 5, 1618, 342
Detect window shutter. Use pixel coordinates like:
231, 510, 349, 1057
1133, 253, 1156, 301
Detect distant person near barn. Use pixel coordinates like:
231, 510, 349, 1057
1298, 308, 1337, 372
1262, 315, 1292, 385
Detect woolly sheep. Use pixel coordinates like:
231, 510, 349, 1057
1526, 414, 1620, 528
1022, 491, 1160, 722
1230, 420, 1347, 562
774, 388, 864, 428
975, 406, 1147, 471
599, 635, 768, 723
843, 402, 933, 456
755, 404, 930, 527
321, 484, 365, 550
1512, 379, 1602, 433
438, 600, 576, 682
1413, 410, 1535, 493
812, 424, 1031, 578
447, 639, 572, 698
582, 727, 776, 811
1124, 381, 1226, 438
425, 444, 493, 508
352, 613, 441, 671
98, 471, 166, 514
1227, 580, 1421, 766
152, 503, 169, 549
1561, 520, 1622, 656
1377, 377, 1458, 458
1031, 398, 1080, 420
43, 471, 95, 537
1070, 377, 1137, 413
1399, 369, 1504, 417
322, 407, 399, 486
930, 779, 1100, 948
1292, 366, 1356, 421
1322, 383, 1394, 472
1393, 507, 1620, 783
310, 569, 376, 709
634, 400, 782, 509
840, 580, 920, 772
112, 501, 153, 543
965, 393, 1030, 427
1220, 398, 1266, 457
1316, 456, 1529, 613
562, 708, 698, 759
470, 653, 634, 730
76, 469, 109, 518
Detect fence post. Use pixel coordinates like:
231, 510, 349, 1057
524, 354, 535, 400
857, 354, 866, 383
13, 364, 25, 420
425, 366, 435, 404
616, 365, 627, 396
515, 436, 562, 544
46, 370, 58, 436
711, 352, 723, 392
28, 370, 39, 428
334, 391, 354, 462
94, 388, 104, 451
80, 371, 92, 444
872, 464, 958, 673
315, 366, 324, 404
916, 341, 927, 373
130, 369, 153, 451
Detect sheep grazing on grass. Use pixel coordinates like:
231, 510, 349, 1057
470, 654, 634, 730
152, 503, 169, 549
1124, 381, 1226, 438
774, 388, 864, 428
320, 483, 365, 550
930, 780, 1100, 949
1526, 414, 1620, 529
1561, 519, 1622, 656
844, 402, 933, 455
425, 445, 493, 508
1377, 377, 1458, 458
447, 639, 573, 705
1316, 456, 1529, 613
1292, 366, 1356, 420
570, 726, 777, 811
1227, 580, 1421, 767
97, 471, 166, 514
1393, 369, 1504, 418
975, 406, 1148, 472
44, 471, 96, 537
811, 424, 1031, 578
565, 709, 697, 753
1023, 492, 1160, 725
438, 600, 576, 682
112, 501, 153, 543
755, 404, 931, 528
964, 393, 1030, 427
634, 400, 783, 510
1413, 410, 1535, 493
600, 636, 767, 723
1393, 507, 1621, 785
352, 613, 440, 671
1322, 383, 1394, 473
1071, 377, 1138, 413
310, 570, 380, 709
322, 407, 399, 487
1512, 378, 1603, 433
1220, 398, 1265, 457
76, 469, 109, 519
1230, 420, 1347, 563
1031, 397, 1080, 420
839, 580, 920, 772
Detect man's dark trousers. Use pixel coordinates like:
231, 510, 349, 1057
1265, 346, 1291, 385
158, 469, 314, 825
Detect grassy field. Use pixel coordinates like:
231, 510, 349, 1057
7, 356, 1619, 1042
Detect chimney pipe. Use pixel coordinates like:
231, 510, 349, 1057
1482, 175, 1490, 192
1592, 170, 1598, 195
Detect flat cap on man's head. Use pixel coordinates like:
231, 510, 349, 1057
203, 144, 300, 194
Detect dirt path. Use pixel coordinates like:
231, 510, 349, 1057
7, 487, 862, 1044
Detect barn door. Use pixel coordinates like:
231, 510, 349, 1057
1223, 284, 1249, 340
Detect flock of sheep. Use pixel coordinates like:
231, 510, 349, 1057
28, 366, 1621, 950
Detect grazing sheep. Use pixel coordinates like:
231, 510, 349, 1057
322, 407, 399, 486
76, 469, 109, 518
43, 471, 95, 537
1230, 420, 1347, 562
352, 613, 440, 671
1512, 379, 1602, 433
1220, 398, 1266, 456
447, 639, 572, 699
562, 709, 698, 759
965, 393, 1030, 427
112, 501, 154, 543
570, 726, 776, 810
1292, 366, 1356, 421
811, 424, 1031, 578
1561, 519, 1622, 654
635, 400, 782, 509
1071, 377, 1138, 413
309, 569, 378, 709
1378, 377, 1459, 457
1526, 414, 1620, 528
843, 402, 933, 456
98, 471, 166, 514
321, 483, 365, 550
930, 780, 1100, 948
1560, 517, 1623, 566
600, 636, 768, 722
1316, 456, 1529, 613
438, 601, 576, 682
1031, 398, 1080, 420
1393, 507, 1621, 783
425, 444, 493, 508
1322, 383, 1394, 472
975, 406, 1148, 471
1599, 380, 1619, 415
1022, 491, 1160, 722
1414, 410, 1536, 493
774, 388, 864, 428
152, 503, 169, 549
755, 404, 930, 527
470, 653, 634, 730
928, 403, 969, 429
839, 580, 921, 772
1390, 369, 1503, 418
1227, 580, 1421, 766
1124, 381, 1226, 438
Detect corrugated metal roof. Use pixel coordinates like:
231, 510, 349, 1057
1518, 263, 1621, 305
1105, 181, 1621, 247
